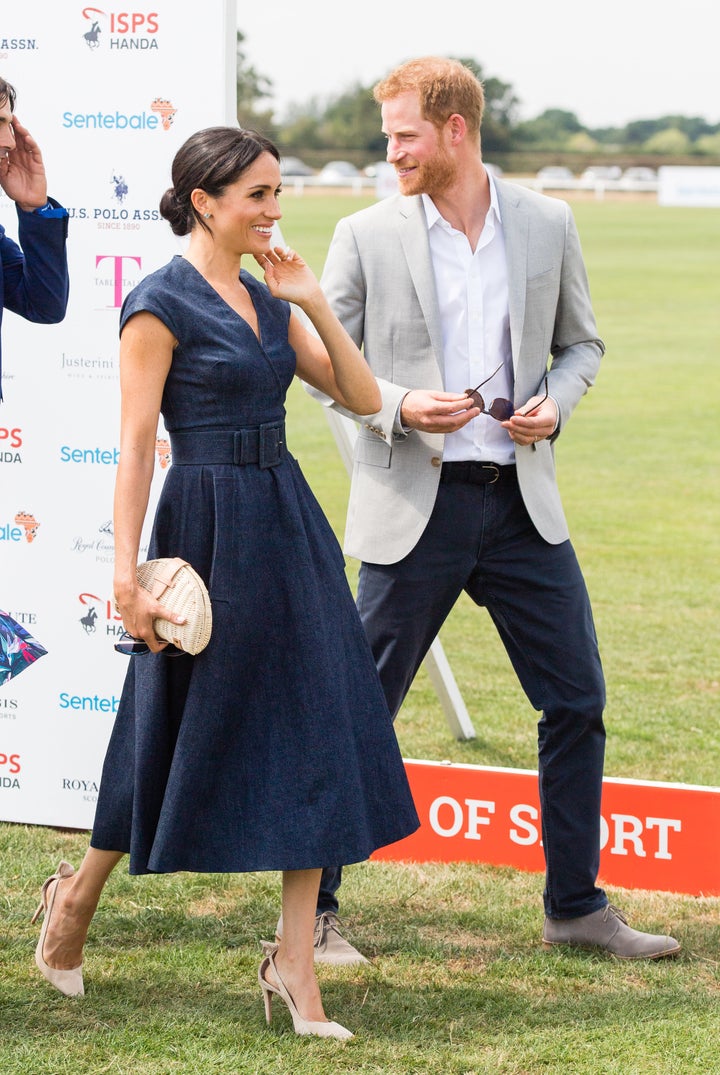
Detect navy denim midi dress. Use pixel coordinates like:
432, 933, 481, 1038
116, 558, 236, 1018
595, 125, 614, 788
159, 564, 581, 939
91, 257, 419, 874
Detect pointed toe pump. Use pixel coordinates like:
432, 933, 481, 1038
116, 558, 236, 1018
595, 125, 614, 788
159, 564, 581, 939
31, 860, 84, 997
258, 947, 353, 1040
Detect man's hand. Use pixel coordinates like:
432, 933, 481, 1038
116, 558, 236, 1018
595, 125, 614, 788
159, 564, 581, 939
400, 389, 480, 433
0, 116, 48, 210
502, 393, 559, 446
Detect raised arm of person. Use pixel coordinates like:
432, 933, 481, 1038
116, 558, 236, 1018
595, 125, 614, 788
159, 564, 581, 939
0, 114, 68, 326
112, 312, 182, 651
257, 246, 381, 416
0, 115, 48, 209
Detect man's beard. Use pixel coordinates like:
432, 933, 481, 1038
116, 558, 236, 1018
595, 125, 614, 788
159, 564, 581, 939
397, 148, 457, 197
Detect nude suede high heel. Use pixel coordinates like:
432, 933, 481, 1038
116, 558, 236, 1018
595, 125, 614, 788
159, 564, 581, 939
31, 860, 84, 997
258, 945, 353, 1040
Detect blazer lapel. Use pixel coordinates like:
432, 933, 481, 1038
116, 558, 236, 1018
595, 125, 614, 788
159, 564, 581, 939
496, 181, 528, 375
397, 197, 445, 376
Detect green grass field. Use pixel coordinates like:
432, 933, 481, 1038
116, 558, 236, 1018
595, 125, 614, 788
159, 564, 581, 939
1, 194, 718, 1074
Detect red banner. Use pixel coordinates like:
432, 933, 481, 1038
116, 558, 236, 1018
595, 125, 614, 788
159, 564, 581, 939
373, 760, 720, 896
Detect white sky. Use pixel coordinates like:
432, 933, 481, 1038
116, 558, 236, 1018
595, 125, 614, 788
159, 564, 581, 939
237, 0, 718, 129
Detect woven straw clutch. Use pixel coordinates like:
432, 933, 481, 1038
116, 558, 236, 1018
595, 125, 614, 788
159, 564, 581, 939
136, 557, 212, 655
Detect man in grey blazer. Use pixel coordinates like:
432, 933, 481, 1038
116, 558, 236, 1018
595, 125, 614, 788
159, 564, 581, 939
300, 57, 679, 963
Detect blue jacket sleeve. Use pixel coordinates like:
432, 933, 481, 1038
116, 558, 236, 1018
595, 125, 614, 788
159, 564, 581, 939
1, 197, 69, 324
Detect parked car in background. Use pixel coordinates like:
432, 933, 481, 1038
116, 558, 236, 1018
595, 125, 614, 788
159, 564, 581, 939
580, 165, 622, 183
317, 160, 362, 184
620, 166, 658, 187
279, 156, 314, 177
535, 165, 574, 185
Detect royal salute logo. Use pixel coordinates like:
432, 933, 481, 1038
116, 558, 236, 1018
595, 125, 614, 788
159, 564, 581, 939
81, 7, 160, 51
61, 776, 100, 802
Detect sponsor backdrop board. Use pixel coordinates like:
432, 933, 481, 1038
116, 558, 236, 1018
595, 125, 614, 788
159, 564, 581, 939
0, 2, 237, 826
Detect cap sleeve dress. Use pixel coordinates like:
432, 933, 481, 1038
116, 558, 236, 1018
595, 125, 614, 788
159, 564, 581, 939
90, 257, 419, 874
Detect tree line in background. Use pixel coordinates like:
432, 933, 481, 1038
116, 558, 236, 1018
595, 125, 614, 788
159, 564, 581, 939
236, 33, 720, 169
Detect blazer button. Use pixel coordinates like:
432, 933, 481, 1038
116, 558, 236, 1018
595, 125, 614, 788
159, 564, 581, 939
431, 456, 442, 467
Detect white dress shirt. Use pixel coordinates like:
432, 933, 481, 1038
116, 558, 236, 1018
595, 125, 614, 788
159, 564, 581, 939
422, 176, 516, 465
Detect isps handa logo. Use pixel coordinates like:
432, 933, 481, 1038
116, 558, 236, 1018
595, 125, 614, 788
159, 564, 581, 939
78, 591, 124, 641
0, 750, 21, 791
81, 7, 160, 51
0, 425, 22, 463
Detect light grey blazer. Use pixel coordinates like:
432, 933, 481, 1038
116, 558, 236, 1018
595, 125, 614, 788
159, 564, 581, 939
312, 179, 604, 565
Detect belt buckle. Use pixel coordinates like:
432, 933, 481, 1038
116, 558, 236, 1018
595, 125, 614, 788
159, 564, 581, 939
482, 463, 500, 484
259, 423, 283, 468
232, 431, 246, 465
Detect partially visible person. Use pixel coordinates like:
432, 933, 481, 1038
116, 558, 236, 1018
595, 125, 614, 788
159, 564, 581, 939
304, 56, 680, 964
0, 76, 69, 401
30, 126, 418, 1039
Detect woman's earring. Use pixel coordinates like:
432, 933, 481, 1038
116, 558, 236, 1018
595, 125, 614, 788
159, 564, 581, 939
203, 212, 212, 219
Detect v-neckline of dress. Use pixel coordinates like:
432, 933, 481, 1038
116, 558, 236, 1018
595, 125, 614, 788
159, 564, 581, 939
178, 257, 264, 347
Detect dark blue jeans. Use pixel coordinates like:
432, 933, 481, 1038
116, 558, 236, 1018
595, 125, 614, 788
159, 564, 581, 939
319, 466, 607, 920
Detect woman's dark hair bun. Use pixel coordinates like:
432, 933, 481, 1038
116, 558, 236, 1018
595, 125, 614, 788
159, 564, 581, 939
159, 186, 192, 236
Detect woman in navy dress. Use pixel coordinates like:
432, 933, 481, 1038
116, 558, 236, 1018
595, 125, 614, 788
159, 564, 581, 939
32, 127, 418, 1039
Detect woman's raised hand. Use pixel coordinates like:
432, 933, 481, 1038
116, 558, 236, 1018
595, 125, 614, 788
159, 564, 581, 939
255, 246, 322, 308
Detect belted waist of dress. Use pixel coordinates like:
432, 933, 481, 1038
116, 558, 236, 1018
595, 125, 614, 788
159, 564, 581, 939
169, 422, 286, 469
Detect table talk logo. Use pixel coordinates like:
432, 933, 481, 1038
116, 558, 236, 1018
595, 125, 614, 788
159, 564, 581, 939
94, 253, 143, 308
0, 425, 22, 463
81, 7, 160, 51
0, 750, 21, 790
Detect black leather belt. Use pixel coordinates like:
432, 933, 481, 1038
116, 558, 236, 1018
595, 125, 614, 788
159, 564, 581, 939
169, 422, 286, 469
440, 461, 515, 485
